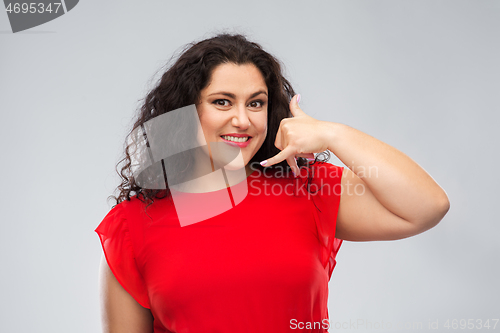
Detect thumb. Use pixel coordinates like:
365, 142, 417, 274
289, 94, 305, 117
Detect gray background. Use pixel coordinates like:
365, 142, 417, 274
1, 0, 499, 332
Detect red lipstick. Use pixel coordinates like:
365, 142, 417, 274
220, 134, 252, 148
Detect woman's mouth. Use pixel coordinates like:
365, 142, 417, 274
220, 135, 252, 148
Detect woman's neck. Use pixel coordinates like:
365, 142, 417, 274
170, 163, 254, 193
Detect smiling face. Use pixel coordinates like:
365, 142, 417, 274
196, 62, 268, 172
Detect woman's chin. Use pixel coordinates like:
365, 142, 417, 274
220, 160, 246, 171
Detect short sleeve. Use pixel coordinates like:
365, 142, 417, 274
301, 162, 344, 281
95, 204, 150, 309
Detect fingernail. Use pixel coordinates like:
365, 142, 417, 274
292, 171, 296, 177
306, 158, 315, 161
297, 94, 301, 104
260, 160, 267, 166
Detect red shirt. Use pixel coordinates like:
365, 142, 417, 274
95, 161, 343, 332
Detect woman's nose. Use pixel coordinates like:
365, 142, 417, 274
231, 105, 250, 129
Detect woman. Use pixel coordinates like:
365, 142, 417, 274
95, 33, 449, 332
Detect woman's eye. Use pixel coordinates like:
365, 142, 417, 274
214, 99, 230, 107
249, 100, 264, 108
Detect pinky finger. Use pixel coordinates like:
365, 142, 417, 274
287, 156, 299, 177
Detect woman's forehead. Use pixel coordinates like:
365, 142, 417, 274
203, 63, 267, 95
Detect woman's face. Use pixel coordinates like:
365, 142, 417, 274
196, 62, 268, 171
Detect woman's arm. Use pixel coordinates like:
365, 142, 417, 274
261, 95, 450, 241
325, 122, 450, 241
98, 255, 154, 333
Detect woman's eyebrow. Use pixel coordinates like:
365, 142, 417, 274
208, 90, 268, 99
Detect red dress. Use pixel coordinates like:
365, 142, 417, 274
95, 161, 344, 332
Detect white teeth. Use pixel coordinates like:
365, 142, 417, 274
221, 135, 249, 143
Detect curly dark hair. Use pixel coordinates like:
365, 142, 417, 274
108, 33, 330, 209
